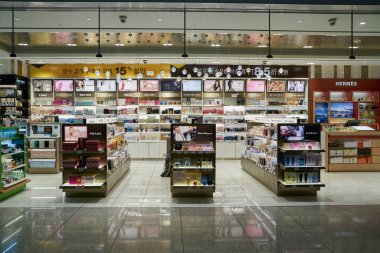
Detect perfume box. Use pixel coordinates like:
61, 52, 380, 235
68, 175, 82, 185
284, 171, 297, 184
30, 149, 56, 159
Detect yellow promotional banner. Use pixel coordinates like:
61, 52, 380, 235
29, 64, 183, 79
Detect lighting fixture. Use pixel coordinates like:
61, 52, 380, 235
10, 7, 16, 57
273, 33, 283, 36
14, 17, 21, 21
182, 8, 188, 58
297, 20, 304, 23
359, 21, 367, 25
66, 43, 77, 46
267, 7, 273, 59
303, 45, 313, 48
349, 46, 359, 49
96, 6, 102, 58
86, 18, 92, 21
157, 18, 163, 22
212, 61, 221, 64
349, 9, 355, 60
258, 45, 267, 48
163, 43, 173, 46
115, 43, 125, 46
227, 19, 233, 22
211, 44, 221, 47
307, 62, 315, 65
17, 43, 28, 46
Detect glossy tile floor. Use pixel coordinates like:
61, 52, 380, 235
1, 160, 380, 253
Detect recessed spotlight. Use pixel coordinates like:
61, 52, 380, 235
297, 20, 304, 23
307, 62, 315, 65
66, 43, 77, 46
273, 33, 284, 36
303, 45, 313, 48
163, 43, 173, 46
86, 18, 92, 21
349, 46, 359, 49
37, 61, 45, 64
258, 45, 267, 48
360, 21, 367, 25
14, 17, 21, 21
115, 43, 125, 46
211, 44, 221, 47
227, 19, 233, 22
212, 61, 221, 64
157, 18, 163, 22
0, 63, 3, 66
17, 43, 28, 46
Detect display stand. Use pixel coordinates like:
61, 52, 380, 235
0, 127, 30, 200
60, 122, 131, 197
325, 131, 380, 172
242, 122, 325, 196
170, 124, 216, 197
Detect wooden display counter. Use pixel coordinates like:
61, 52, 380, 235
325, 131, 380, 172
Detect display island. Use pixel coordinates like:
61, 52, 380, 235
242, 122, 325, 196
170, 124, 216, 197
60, 122, 131, 197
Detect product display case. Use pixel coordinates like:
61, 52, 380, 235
242, 122, 325, 196
60, 122, 131, 197
27, 123, 61, 174
0, 75, 29, 128
170, 124, 216, 197
325, 131, 380, 172
0, 127, 30, 200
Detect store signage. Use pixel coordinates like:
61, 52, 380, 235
55, 93, 73, 98
143, 93, 159, 97
76, 92, 94, 98
36, 92, 53, 98
267, 93, 285, 98
286, 93, 305, 98
0, 128, 18, 138
121, 92, 140, 97
246, 93, 265, 99
335, 81, 358, 86
30, 64, 309, 79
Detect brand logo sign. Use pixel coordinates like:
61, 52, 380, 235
0, 128, 18, 138
336, 81, 358, 86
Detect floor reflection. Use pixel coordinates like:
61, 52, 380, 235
0, 205, 380, 252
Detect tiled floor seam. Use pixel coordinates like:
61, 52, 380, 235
33, 207, 82, 253
108, 207, 131, 252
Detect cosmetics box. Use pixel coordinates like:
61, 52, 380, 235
82, 175, 96, 184
62, 142, 77, 151
85, 140, 102, 151
284, 171, 297, 184
30, 149, 56, 159
309, 172, 318, 183
29, 159, 56, 168
62, 159, 78, 169
68, 175, 82, 185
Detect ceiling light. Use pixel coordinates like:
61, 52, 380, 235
359, 21, 367, 25
212, 61, 221, 64
211, 44, 221, 47
14, 17, 21, 21
86, 18, 92, 21
349, 46, 359, 49
307, 62, 315, 65
303, 45, 313, 48
66, 43, 77, 46
163, 43, 173, 46
17, 43, 28, 46
0, 64, 3, 66
297, 20, 304, 23
273, 33, 283, 36
227, 19, 233, 22
115, 43, 125, 46
157, 18, 163, 22
258, 45, 267, 48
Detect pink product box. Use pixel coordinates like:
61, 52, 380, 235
85, 140, 103, 151
30, 149, 56, 159
68, 175, 82, 185
62, 142, 78, 151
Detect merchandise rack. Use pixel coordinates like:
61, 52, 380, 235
60, 122, 131, 197
0, 127, 30, 200
325, 131, 380, 172
242, 122, 325, 196
27, 136, 61, 174
170, 123, 216, 197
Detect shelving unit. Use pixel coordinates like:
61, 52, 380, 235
60, 122, 131, 197
27, 136, 60, 173
242, 122, 325, 196
170, 124, 216, 197
0, 127, 30, 200
0, 75, 29, 129
325, 131, 380, 172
